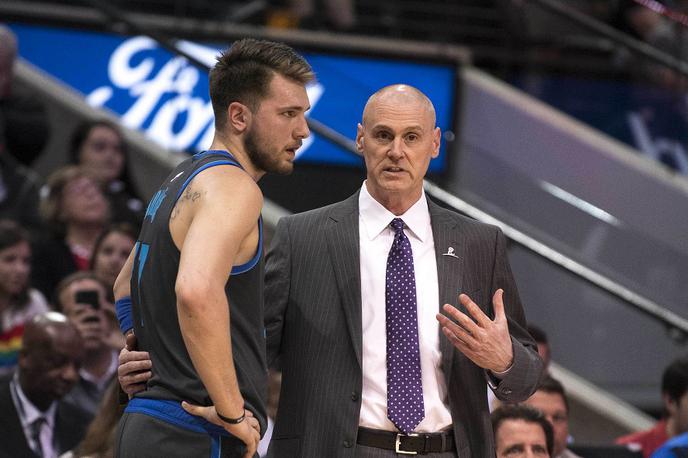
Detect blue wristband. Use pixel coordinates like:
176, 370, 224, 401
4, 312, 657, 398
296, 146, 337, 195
116, 296, 133, 334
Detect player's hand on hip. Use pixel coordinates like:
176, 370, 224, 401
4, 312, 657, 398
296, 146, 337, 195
436, 289, 514, 373
181, 402, 260, 457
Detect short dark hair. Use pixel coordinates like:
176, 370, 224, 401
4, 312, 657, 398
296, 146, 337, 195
53, 271, 107, 311
0, 219, 30, 305
536, 375, 569, 413
209, 38, 314, 129
89, 222, 138, 271
663, 356, 688, 403
69, 119, 126, 163
492, 404, 554, 457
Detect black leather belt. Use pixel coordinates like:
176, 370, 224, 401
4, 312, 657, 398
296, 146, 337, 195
356, 427, 455, 455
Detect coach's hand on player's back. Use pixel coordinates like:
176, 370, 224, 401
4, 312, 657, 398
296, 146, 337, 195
117, 332, 152, 396
182, 402, 261, 457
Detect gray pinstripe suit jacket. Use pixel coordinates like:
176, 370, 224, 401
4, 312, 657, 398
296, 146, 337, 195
265, 191, 543, 458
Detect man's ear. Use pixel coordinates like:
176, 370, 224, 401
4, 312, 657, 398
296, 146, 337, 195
665, 393, 678, 416
356, 123, 365, 153
431, 126, 441, 159
227, 102, 251, 133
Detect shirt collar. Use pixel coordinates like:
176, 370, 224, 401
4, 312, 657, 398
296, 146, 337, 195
79, 350, 118, 389
359, 181, 431, 242
11, 372, 57, 430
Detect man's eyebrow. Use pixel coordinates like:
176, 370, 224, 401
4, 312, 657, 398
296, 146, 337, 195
277, 104, 310, 111
504, 444, 524, 453
370, 124, 425, 132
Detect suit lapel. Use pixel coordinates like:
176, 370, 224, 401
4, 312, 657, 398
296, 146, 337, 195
325, 192, 363, 368
429, 200, 465, 387
0, 381, 38, 458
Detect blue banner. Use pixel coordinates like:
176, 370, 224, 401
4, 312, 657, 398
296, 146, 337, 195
11, 23, 456, 172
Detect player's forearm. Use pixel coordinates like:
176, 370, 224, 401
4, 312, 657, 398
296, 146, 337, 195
177, 286, 244, 418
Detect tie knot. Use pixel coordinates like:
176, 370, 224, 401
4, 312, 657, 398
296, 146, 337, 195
390, 218, 405, 234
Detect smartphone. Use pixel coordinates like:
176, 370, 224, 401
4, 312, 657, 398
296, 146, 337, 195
74, 289, 101, 310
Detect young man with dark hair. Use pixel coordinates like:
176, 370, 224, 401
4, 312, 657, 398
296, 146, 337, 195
113, 38, 313, 458
618, 356, 688, 458
524, 376, 582, 458
492, 404, 554, 458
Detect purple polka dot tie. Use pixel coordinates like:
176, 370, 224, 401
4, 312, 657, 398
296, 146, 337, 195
386, 218, 425, 434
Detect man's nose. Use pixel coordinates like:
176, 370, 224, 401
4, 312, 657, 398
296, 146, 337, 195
294, 115, 310, 139
387, 137, 404, 159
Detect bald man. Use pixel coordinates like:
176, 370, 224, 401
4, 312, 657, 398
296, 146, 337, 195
262, 84, 543, 457
0, 312, 91, 458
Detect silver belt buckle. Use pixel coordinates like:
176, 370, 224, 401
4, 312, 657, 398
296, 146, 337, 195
395, 432, 419, 455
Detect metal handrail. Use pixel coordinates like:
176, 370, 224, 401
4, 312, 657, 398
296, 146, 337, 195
528, 0, 688, 78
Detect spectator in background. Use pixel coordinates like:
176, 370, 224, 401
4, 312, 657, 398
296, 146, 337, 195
613, 1, 688, 91
0, 24, 50, 167
68, 120, 144, 227
492, 404, 554, 458
523, 376, 582, 458
268, 0, 356, 31
0, 219, 49, 377
618, 356, 688, 457
32, 166, 110, 299
55, 272, 121, 418
90, 223, 136, 302
0, 312, 91, 458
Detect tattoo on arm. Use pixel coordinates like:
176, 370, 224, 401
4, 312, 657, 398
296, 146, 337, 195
170, 186, 203, 220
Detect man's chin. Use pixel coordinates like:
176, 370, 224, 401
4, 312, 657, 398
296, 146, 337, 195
270, 161, 294, 176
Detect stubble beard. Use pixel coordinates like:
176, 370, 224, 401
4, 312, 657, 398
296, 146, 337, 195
244, 126, 293, 176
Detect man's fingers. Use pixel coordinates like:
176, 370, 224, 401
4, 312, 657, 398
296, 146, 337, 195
120, 359, 153, 372
248, 416, 260, 432
243, 431, 260, 458
123, 382, 147, 396
181, 401, 206, 418
441, 326, 472, 353
492, 289, 506, 322
438, 315, 474, 349
121, 370, 152, 385
125, 332, 137, 351
459, 293, 491, 327
442, 303, 479, 335
119, 350, 151, 365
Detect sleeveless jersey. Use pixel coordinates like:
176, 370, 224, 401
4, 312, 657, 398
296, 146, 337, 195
130, 150, 266, 429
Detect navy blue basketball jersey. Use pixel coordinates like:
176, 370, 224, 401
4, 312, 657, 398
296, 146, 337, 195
130, 150, 266, 430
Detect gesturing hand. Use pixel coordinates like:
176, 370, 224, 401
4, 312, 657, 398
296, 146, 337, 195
182, 402, 260, 458
436, 289, 513, 373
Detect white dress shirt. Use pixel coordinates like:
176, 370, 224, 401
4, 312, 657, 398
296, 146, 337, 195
10, 373, 58, 458
358, 182, 453, 432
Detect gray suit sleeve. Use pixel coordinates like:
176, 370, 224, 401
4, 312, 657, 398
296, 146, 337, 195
265, 217, 292, 369
487, 228, 544, 402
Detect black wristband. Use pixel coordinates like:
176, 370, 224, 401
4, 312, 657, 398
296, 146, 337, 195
217, 409, 245, 424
